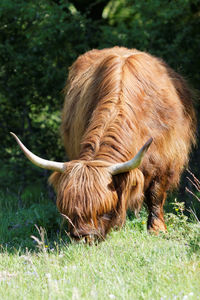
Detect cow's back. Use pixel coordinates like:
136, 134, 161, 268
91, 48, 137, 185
61, 47, 196, 188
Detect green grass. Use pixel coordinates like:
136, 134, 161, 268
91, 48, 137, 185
0, 189, 200, 300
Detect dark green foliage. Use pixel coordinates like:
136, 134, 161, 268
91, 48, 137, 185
0, 0, 94, 164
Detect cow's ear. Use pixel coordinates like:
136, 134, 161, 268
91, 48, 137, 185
48, 171, 62, 191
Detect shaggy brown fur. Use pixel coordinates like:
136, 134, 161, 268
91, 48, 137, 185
49, 46, 196, 240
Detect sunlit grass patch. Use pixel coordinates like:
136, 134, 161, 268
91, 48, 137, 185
0, 189, 200, 299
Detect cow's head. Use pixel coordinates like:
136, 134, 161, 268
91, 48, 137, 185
11, 132, 152, 242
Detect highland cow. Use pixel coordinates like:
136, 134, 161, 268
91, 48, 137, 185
11, 46, 196, 242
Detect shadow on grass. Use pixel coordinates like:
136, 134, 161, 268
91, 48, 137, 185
0, 186, 73, 254
0, 211, 72, 254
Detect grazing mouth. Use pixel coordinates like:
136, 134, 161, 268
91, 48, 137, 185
70, 233, 102, 244
70, 227, 105, 243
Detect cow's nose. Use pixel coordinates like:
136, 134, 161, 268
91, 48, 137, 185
70, 231, 95, 244
70, 231, 81, 240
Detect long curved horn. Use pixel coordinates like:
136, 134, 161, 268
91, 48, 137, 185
10, 132, 66, 173
109, 137, 153, 175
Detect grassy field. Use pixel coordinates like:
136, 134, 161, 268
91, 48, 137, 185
0, 188, 200, 300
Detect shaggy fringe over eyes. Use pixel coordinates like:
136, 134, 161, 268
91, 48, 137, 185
49, 161, 117, 218
49, 162, 145, 236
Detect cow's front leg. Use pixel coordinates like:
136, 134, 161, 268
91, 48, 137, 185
145, 180, 167, 233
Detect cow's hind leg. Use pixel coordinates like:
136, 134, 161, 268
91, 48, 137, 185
145, 178, 167, 233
